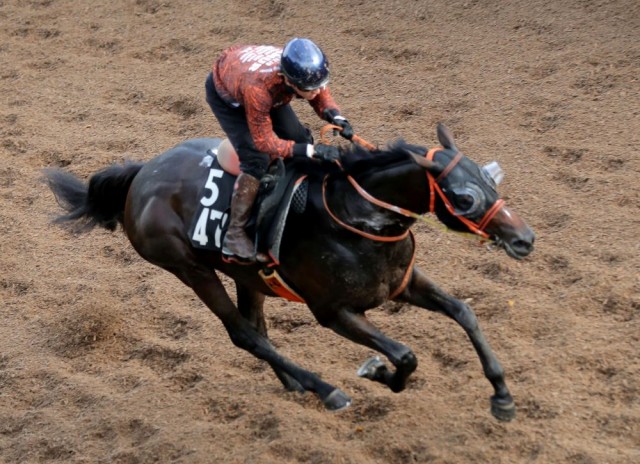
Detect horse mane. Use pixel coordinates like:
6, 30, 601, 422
340, 139, 428, 177
284, 139, 428, 182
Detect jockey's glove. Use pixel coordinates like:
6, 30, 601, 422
332, 116, 354, 140
313, 144, 341, 162
323, 108, 354, 140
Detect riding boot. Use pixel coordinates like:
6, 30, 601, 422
222, 173, 267, 263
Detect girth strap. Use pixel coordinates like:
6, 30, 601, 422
389, 231, 416, 300
258, 231, 416, 303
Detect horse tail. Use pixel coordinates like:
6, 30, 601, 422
44, 162, 144, 232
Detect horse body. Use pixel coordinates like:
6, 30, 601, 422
46, 124, 534, 419
127, 137, 418, 309
284, 218, 414, 311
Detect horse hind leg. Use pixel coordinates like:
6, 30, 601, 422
130, 202, 344, 410
183, 270, 351, 411
235, 283, 304, 393
397, 267, 515, 422
131, 204, 348, 409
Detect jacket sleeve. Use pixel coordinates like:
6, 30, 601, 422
309, 87, 341, 121
243, 86, 295, 159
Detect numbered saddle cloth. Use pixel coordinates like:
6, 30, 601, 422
188, 141, 236, 251
187, 139, 308, 259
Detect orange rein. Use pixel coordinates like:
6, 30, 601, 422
316, 126, 499, 299
320, 124, 376, 151
320, 124, 417, 242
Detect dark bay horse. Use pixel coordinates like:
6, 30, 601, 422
45, 124, 534, 420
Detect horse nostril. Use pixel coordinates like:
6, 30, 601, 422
512, 239, 534, 253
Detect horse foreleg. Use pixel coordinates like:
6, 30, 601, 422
319, 309, 417, 393
235, 283, 305, 393
396, 266, 515, 421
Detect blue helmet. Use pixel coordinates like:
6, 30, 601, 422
280, 38, 330, 91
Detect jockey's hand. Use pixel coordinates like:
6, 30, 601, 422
332, 115, 354, 140
313, 144, 341, 163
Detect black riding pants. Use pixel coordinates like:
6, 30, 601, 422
205, 73, 312, 179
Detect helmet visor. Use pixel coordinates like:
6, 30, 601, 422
294, 77, 330, 91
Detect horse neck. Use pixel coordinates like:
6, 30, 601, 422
330, 161, 429, 234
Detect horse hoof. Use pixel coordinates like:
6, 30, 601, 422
357, 356, 384, 380
490, 396, 516, 422
323, 388, 352, 411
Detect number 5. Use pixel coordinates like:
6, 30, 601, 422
200, 168, 224, 207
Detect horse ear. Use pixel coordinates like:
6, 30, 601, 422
411, 153, 442, 175
437, 123, 457, 151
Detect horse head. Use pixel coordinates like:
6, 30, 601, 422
410, 124, 535, 259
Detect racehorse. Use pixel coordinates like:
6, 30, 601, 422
45, 124, 535, 421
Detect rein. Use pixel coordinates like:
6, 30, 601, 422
320, 124, 376, 151
322, 176, 411, 242
320, 125, 502, 243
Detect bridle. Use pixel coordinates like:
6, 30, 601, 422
425, 147, 505, 239
321, 138, 505, 241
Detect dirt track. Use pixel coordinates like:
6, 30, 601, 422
1, 0, 639, 463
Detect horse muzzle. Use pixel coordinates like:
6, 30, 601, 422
487, 207, 536, 260
495, 230, 535, 260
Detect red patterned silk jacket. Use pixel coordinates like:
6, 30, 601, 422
212, 44, 340, 159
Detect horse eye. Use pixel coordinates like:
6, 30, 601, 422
454, 192, 476, 211
451, 186, 484, 216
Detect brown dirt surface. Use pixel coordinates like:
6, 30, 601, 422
1, 0, 639, 463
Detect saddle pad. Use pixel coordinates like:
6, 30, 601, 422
188, 152, 236, 251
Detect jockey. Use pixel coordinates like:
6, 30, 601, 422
206, 37, 354, 264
